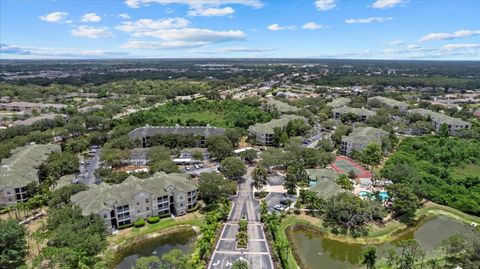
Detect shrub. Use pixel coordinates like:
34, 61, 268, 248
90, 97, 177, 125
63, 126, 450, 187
118, 223, 134, 229
187, 203, 200, 213
147, 216, 160, 224
134, 219, 145, 228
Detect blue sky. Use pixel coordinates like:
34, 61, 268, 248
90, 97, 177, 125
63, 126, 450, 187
1, 0, 479, 59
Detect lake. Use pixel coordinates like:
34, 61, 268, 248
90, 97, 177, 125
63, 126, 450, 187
288, 216, 473, 269
114, 229, 196, 269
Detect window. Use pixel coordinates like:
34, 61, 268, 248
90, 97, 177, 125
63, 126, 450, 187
146, 207, 149, 211
103, 213, 108, 219
145, 198, 149, 203
136, 202, 140, 206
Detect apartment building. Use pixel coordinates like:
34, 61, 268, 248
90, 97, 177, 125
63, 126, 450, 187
128, 124, 226, 147
261, 99, 300, 114
71, 172, 198, 232
327, 97, 351, 108
248, 115, 307, 145
407, 108, 471, 135
0, 144, 61, 206
367, 96, 409, 111
340, 127, 388, 155
332, 106, 376, 122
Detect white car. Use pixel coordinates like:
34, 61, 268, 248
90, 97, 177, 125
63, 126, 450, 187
274, 205, 286, 211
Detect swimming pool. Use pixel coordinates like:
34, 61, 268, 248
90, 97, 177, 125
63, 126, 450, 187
359, 191, 389, 201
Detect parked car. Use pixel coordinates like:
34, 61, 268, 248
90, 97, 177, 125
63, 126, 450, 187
274, 204, 286, 211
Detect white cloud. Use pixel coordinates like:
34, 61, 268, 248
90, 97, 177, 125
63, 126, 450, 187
132, 28, 246, 42
442, 43, 480, 51
80, 12, 101, 22
267, 24, 295, 31
302, 22, 324, 30
388, 39, 403, 45
118, 13, 131, 19
71, 26, 114, 39
0, 43, 128, 58
345, 17, 393, 24
39, 12, 68, 23
116, 18, 190, 34
122, 40, 206, 49
124, 0, 263, 9
188, 6, 235, 16
372, 0, 406, 9
419, 29, 480, 42
314, 0, 335, 11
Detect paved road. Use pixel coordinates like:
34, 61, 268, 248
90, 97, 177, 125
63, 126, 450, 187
76, 148, 102, 185
209, 167, 274, 269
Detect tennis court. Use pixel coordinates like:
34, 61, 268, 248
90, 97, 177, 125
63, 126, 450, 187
331, 156, 372, 178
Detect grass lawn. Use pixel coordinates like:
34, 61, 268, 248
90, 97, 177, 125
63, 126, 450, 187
450, 163, 480, 179
164, 111, 228, 128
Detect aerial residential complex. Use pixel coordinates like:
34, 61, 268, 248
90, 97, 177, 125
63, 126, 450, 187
128, 124, 226, 147
0, 143, 60, 206
71, 172, 198, 232
408, 108, 472, 134
248, 114, 307, 145
340, 127, 388, 155
367, 96, 409, 111
332, 106, 376, 122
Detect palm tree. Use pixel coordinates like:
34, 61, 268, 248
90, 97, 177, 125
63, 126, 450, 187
232, 259, 248, 269
252, 166, 268, 190
427, 258, 439, 269
362, 247, 377, 269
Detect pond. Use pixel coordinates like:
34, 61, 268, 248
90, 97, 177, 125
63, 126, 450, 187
114, 229, 196, 269
288, 216, 473, 269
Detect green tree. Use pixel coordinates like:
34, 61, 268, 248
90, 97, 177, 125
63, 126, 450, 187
438, 123, 449, 137
394, 239, 425, 269
336, 174, 354, 191
0, 219, 27, 266
219, 157, 246, 180
386, 183, 420, 224
362, 247, 377, 269
232, 259, 249, 269
206, 136, 234, 160
239, 149, 257, 164
332, 125, 352, 146
286, 119, 310, 137
133, 256, 162, 269
252, 165, 268, 190
198, 172, 231, 204
360, 143, 383, 166
161, 249, 189, 269
191, 150, 204, 162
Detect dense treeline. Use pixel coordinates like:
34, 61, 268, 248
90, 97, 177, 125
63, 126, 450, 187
127, 99, 272, 129
381, 136, 480, 215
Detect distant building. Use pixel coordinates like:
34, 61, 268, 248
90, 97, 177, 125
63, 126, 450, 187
332, 106, 376, 122
407, 108, 471, 135
128, 124, 226, 148
327, 97, 351, 108
306, 169, 343, 199
0, 144, 61, 206
11, 113, 65, 127
367, 96, 409, 111
0, 101, 66, 114
262, 99, 300, 114
340, 127, 388, 155
71, 172, 197, 232
248, 115, 307, 145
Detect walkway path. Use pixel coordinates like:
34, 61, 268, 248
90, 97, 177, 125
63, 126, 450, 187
208, 167, 274, 269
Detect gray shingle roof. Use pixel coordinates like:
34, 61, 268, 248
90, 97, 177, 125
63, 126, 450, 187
70, 172, 197, 216
0, 144, 61, 189
247, 115, 307, 135
407, 108, 471, 126
332, 106, 376, 117
368, 96, 409, 109
327, 97, 351, 108
342, 127, 388, 145
264, 99, 299, 113
128, 125, 226, 140
306, 168, 344, 199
